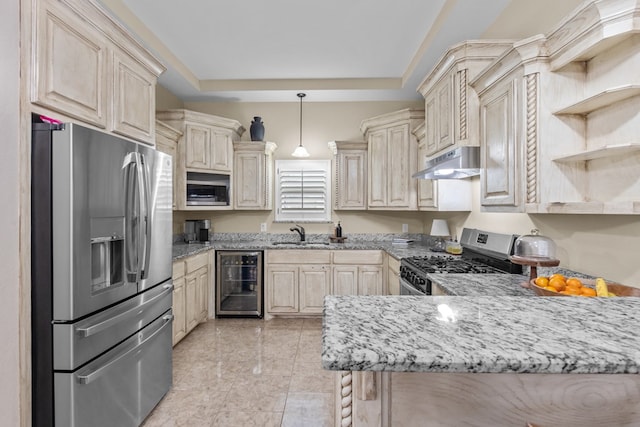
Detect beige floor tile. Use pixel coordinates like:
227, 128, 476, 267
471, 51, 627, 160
281, 392, 334, 427
220, 374, 291, 412
211, 411, 283, 427
146, 317, 336, 425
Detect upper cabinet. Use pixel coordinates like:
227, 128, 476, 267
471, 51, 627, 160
328, 141, 368, 210
157, 109, 245, 210
155, 120, 182, 210
471, 0, 640, 215
233, 141, 277, 210
361, 109, 424, 210
417, 41, 513, 159
30, 0, 165, 145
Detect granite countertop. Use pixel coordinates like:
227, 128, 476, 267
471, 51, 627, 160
322, 294, 640, 374
429, 273, 534, 296
172, 238, 436, 260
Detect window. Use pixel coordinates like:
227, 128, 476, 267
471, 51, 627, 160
275, 159, 331, 222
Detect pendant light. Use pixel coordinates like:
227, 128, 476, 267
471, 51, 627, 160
292, 92, 310, 157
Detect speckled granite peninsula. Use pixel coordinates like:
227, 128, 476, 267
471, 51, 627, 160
322, 295, 640, 426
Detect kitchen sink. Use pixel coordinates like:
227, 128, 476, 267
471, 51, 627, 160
270, 241, 330, 246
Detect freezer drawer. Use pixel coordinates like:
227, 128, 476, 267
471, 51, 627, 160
53, 281, 173, 371
54, 309, 173, 427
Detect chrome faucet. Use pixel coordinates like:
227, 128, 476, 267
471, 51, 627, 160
290, 224, 306, 242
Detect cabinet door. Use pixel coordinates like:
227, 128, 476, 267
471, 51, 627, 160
299, 265, 331, 313
424, 95, 437, 155
336, 150, 367, 209
155, 137, 177, 210
196, 266, 209, 323
332, 266, 358, 295
172, 274, 186, 346
185, 271, 200, 333
387, 259, 400, 296
368, 130, 388, 208
387, 124, 412, 208
266, 265, 298, 313
234, 151, 264, 209
33, 0, 108, 128
112, 50, 155, 144
417, 142, 437, 208
436, 74, 454, 153
185, 124, 211, 170
358, 266, 383, 296
480, 79, 519, 209
211, 131, 232, 172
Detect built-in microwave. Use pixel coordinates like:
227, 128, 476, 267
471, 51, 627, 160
186, 172, 230, 206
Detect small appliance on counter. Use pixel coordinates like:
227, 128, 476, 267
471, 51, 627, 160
184, 219, 211, 243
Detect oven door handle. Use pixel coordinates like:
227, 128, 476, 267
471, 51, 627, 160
76, 283, 173, 338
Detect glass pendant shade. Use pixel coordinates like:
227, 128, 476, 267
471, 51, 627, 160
292, 93, 310, 157
292, 145, 310, 157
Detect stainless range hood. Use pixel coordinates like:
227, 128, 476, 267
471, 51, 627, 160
412, 146, 480, 180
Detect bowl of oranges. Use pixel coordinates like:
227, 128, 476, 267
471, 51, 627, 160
529, 274, 640, 297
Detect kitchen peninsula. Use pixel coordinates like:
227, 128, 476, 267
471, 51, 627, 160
322, 291, 640, 426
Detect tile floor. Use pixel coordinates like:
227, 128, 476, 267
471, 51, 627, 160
142, 317, 334, 427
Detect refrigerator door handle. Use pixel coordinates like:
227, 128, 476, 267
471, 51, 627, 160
76, 313, 174, 385
75, 283, 173, 338
139, 154, 152, 280
123, 152, 141, 284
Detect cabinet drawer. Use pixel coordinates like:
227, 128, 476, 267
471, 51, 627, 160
185, 252, 209, 272
173, 260, 185, 279
266, 250, 331, 264
333, 250, 383, 265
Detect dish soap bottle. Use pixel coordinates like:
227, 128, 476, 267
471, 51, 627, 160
336, 222, 342, 238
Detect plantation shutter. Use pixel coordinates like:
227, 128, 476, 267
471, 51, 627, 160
275, 160, 331, 222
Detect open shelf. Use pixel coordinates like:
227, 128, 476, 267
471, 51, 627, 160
554, 85, 640, 116
526, 201, 640, 215
552, 142, 640, 162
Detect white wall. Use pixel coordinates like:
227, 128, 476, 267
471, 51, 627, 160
0, 0, 24, 424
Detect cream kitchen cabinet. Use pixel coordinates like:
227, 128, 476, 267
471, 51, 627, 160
328, 141, 368, 210
155, 120, 182, 210
156, 109, 245, 210
172, 251, 211, 345
265, 250, 331, 317
469, 0, 640, 215
30, 0, 164, 145
387, 254, 400, 296
417, 41, 512, 158
331, 251, 384, 296
233, 141, 277, 210
171, 260, 187, 346
361, 109, 423, 210
413, 121, 472, 211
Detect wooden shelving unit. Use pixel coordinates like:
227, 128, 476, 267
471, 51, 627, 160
554, 85, 640, 116
553, 142, 640, 162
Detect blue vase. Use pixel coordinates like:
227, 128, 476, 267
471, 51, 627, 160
250, 116, 265, 141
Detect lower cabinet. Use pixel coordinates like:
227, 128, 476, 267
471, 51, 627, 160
172, 251, 211, 346
387, 254, 400, 295
265, 249, 383, 318
265, 250, 331, 316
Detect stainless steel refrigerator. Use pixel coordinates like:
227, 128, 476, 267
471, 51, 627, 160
31, 119, 173, 427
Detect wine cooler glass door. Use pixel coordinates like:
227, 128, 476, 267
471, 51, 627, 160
216, 251, 262, 317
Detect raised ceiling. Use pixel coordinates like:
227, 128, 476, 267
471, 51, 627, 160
98, 0, 584, 102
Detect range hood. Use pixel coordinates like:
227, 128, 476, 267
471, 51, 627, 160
412, 146, 480, 180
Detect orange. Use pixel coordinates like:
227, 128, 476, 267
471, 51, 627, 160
535, 277, 549, 287
566, 278, 583, 288
581, 287, 597, 297
549, 278, 566, 291
544, 286, 557, 292
550, 273, 565, 282
565, 287, 582, 296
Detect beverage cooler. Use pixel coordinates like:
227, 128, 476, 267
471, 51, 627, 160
216, 251, 263, 317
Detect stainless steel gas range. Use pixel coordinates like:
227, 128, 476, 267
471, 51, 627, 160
399, 228, 523, 295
